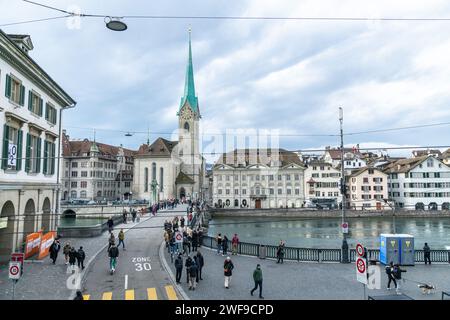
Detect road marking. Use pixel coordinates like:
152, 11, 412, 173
125, 289, 135, 300
102, 292, 112, 300
165, 285, 178, 300
125, 274, 128, 290
147, 288, 158, 300
83, 295, 90, 300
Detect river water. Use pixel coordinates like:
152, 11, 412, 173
207, 216, 450, 249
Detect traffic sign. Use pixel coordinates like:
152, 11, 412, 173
174, 231, 183, 243
9, 262, 21, 280
356, 243, 365, 257
342, 222, 349, 234
356, 257, 367, 284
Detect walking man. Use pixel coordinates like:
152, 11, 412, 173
189, 261, 198, 290
49, 239, 60, 264
231, 234, 239, 255
118, 229, 126, 250
276, 241, 285, 264
423, 243, 431, 265
68, 246, 78, 273
185, 256, 193, 284
175, 254, 183, 284
393, 264, 407, 295
224, 256, 234, 289
216, 233, 223, 255
107, 217, 114, 233
108, 243, 119, 274
385, 261, 397, 290
108, 233, 115, 251
195, 251, 204, 280
250, 264, 264, 299
222, 235, 229, 256
77, 246, 86, 270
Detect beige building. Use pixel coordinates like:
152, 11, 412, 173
0, 31, 76, 262
346, 167, 390, 210
304, 161, 341, 207
212, 149, 306, 209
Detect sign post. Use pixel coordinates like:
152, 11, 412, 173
9, 261, 21, 300
342, 222, 349, 234
355, 243, 368, 299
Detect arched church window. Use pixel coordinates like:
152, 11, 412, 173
144, 168, 148, 192
152, 162, 156, 181
160, 167, 164, 191
184, 122, 190, 132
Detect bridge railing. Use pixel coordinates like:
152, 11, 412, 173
201, 236, 450, 263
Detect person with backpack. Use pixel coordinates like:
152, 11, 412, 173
423, 243, 431, 265
393, 264, 407, 294
216, 233, 222, 255
63, 242, 71, 265
77, 246, 86, 270
185, 256, 193, 284
222, 235, 229, 256
385, 261, 397, 290
108, 233, 115, 252
174, 254, 183, 284
68, 246, 78, 273
194, 251, 204, 281
118, 229, 126, 250
107, 217, 114, 233
224, 256, 234, 289
276, 241, 285, 264
108, 243, 119, 274
49, 239, 61, 264
188, 260, 198, 290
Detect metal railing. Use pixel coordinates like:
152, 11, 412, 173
202, 236, 450, 263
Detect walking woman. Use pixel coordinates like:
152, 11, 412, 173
224, 257, 234, 289
385, 261, 397, 290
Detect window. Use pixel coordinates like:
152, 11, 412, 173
286, 174, 291, 180
427, 158, 434, 167
152, 163, 156, 181
81, 181, 87, 188
70, 190, 77, 198
287, 189, 292, 195
97, 182, 102, 188
144, 168, 148, 192
125, 182, 130, 188
226, 175, 231, 181
270, 188, 274, 195
71, 182, 77, 188
81, 171, 88, 177
269, 175, 274, 181
226, 189, 230, 195
234, 189, 239, 195
184, 122, 190, 132
294, 174, 299, 180
71, 171, 78, 177
278, 175, 282, 181
363, 177, 369, 183
28, 91, 43, 116
295, 189, 300, 195
242, 189, 246, 195
25, 134, 41, 173
5, 74, 25, 106
160, 167, 164, 191
43, 140, 56, 175
72, 162, 78, 168
278, 189, 282, 195
368, 169, 374, 174
1, 125, 23, 171
218, 189, 222, 195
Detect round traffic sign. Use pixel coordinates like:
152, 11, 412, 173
356, 244, 364, 257
175, 233, 182, 241
342, 223, 348, 228
356, 258, 366, 273
10, 265, 19, 276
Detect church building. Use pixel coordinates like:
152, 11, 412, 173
132, 31, 207, 202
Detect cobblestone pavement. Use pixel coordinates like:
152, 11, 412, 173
163, 245, 450, 300
0, 207, 181, 300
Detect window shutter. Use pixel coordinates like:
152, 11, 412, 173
45, 103, 49, 121
43, 141, 48, 175
39, 98, 43, 116
1, 125, 9, 169
16, 130, 23, 171
28, 90, 33, 111
53, 108, 57, 124
36, 137, 42, 173
19, 85, 25, 106
51, 143, 56, 175
25, 133, 31, 172
5, 74, 11, 98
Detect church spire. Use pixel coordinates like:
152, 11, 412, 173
179, 27, 199, 115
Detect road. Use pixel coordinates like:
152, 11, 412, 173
81, 205, 187, 300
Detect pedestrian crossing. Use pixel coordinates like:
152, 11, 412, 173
82, 285, 179, 300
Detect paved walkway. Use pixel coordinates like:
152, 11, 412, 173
163, 245, 450, 300
0, 206, 181, 300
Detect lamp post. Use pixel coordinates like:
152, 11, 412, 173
339, 107, 349, 263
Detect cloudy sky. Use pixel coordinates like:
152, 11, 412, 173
2, 0, 450, 162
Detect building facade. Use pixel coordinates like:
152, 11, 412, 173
384, 155, 450, 210
61, 132, 134, 202
304, 161, 341, 206
323, 146, 367, 174
346, 167, 389, 210
132, 31, 207, 202
212, 149, 306, 209
0, 31, 76, 262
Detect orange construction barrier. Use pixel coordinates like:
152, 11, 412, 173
25, 232, 42, 259
38, 231, 56, 260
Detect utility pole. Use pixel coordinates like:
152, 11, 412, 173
340, 107, 349, 263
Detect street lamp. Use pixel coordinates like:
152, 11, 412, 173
339, 107, 350, 263
105, 17, 128, 31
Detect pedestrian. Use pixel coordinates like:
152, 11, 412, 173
385, 261, 397, 290
77, 246, 86, 270
224, 256, 234, 289
49, 239, 60, 264
73, 291, 84, 300
194, 251, 204, 281
108, 243, 119, 274
68, 246, 77, 273
250, 264, 264, 299
222, 235, 229, 256
231, 234, 239, 255
216, 233, 222, 255
423, 243, 431, 265
180, 217, 185, 228
122, 209, 127, 224
108, 232, 115, 251
185, 255, 193, 284
393, 264, 407, 294
131, 209, 137, 223
174, 254, 183, 284
276, 241, 285, 264
192, 230, 198, 252
118, 229, 126, 250
63, 242, 71, 265
107, 217, 114, 233
189, 260, 198, 290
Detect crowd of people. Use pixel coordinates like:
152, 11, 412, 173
49, 239, 86, 272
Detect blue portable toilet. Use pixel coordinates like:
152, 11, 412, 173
380, 234, 414, 266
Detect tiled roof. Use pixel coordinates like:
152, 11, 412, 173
383, 155, 432, 174
136, 137, 178, 157
214, 148, 303, 168
326, 148, 362, 160
62, 133, 135, 158
175, 171, 195, 184
349, 166, 386, 178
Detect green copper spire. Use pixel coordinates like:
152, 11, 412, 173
179, 28, 199, 115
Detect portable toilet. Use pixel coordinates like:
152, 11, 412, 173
380, 234, 414, 266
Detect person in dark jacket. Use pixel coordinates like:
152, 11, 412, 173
122, 210, 127, 224
68, 246, 77, 272
174, 254, 183, 284
77, 246, 86, 270
393, 264, 406, 294
73, 291, 84, 300
250, 264, 264, 299
276, 241, 285, 264
423, 243, 431, 265
192, 231, 198, 252
385, 261, 397, 290
188, 261, 198, 290
222, 235, 229, 256
224, 257, 234, 289
194, 251, 204, 281
185, 256, 193, 284
49, 239, 60, 264
107, 217, 114, 233
108, 244, 119, 274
